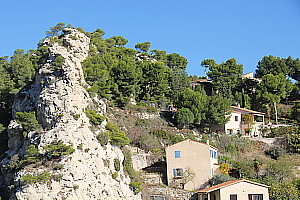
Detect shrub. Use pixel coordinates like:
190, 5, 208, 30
122, 149, 138, 181
105, 122, 130, 147
53, 55, 65, 70
85, 110, 106, 125
53, 164, 64, 170
73, 114, 80, 120
171, 135, 185, 144
135, 119, 149, 127
21, 172, 51, 185
43, 140, 75, 159
208, 174, 235, 186
49, 36, 63, 46
105, 122, 118, 132
110, 130, 130, 147
51, 174, 63, 181
129, 181, 143, 194
265, 146, 285, 160
146, 106, 157, 113
77, 143, 83, 150
97, 131, 111, 146
137, 133, 161, 152
150, 129, 173, 140
112, 172, 118, 179
15, 111, 42, 134
24, 145, 41, 164
114, 158, 121, 171
7, 154, 23, 170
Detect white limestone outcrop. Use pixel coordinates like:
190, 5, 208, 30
1, 28, 140, 200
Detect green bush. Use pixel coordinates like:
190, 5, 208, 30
43, 140, 75, 159
114, 158, 121, 171
95, 122, 130, 147
24, 145, 41, 164
171, 135, 185, 144
112, 172, 118, 179
53, 55, 65, 70
53, 164, 64, 170
146, 106, 157, 113
110, 130, 130, 147
129, 181, 143, 194
73, 114, 80, 120
77, 143, 83, 150
265, 146, 285, 160
86, 110, 106, 125
135, 119, 149, 126
105, 122, 118, 132
137, 133, 162, 152
150, 129, 173, 140
49, 36, 63, 46
15, 111, 42, 134
21, 172, 51, 185
97, 131, 111, 146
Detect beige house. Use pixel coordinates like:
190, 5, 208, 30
198, 179, 269, 200
165, 139, 218, 191
211, 106, 265, 137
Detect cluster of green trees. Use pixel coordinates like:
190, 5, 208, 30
201, 56, 300, 124
82, 28, 189, 107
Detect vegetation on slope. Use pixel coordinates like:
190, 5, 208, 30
1, 23, 300, 199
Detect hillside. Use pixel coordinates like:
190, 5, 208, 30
0, 24, 300, 199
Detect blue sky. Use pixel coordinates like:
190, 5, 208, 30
1, 0, 299, 77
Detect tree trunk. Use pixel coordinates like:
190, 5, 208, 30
274, 102, 278, 125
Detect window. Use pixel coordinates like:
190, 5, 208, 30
210, 150, 217, 159
173, 168, 183, 177
230, 194, 237, 200
248, 194, 263, 200
174, 151, 181, 158
254, 115, 263, 122
235, 116, 238, 121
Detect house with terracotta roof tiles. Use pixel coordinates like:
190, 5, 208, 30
211, 106, 265, 137
197, 179, 269, 200
165, 139, 219, 191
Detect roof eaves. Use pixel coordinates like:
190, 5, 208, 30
197, 179, 269, 193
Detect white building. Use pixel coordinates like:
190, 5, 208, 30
211, 106, 265, 137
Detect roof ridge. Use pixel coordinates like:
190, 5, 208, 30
166, 139, 218, 150
197, 179, 269, 193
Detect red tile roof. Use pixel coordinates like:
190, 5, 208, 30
197, 179, 269, 193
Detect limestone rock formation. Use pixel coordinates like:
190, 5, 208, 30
1, 28, 141, 200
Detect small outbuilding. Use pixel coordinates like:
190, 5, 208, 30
197, 179, 269, 200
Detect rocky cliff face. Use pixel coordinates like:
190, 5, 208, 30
1, 28, 141, 200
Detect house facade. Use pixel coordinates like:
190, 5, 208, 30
198, 179, 269, 200
165, 139, 218, 191
211, 106, 265, 137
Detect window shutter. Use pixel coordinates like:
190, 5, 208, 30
179, 168, 183, 176
175, 151, 180, 158
173, 169, 177, 177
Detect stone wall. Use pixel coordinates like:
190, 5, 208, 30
142, 186, 197, 200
